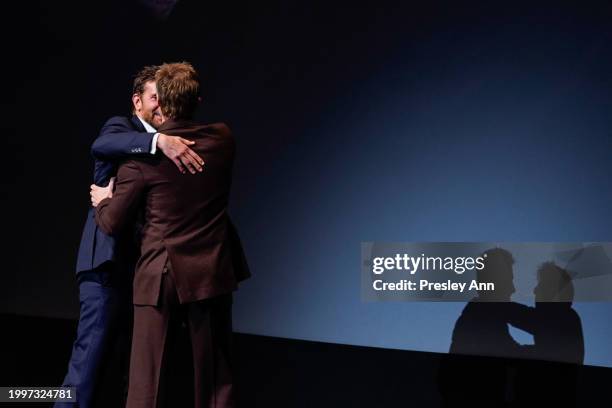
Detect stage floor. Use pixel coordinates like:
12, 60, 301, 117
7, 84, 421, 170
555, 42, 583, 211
1, 314, 610, 407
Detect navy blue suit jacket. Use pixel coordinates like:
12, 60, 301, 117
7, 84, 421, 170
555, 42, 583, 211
75, 116, 155, 273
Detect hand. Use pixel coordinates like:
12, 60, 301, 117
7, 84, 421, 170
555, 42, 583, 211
157, 133, 205, 174
90, 177, 115, 207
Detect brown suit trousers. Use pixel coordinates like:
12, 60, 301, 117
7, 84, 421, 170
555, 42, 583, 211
126, 262, 234, 408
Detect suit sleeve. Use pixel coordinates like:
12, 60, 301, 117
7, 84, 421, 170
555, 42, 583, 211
91, 116, 155, 159
95, 160, 146, 236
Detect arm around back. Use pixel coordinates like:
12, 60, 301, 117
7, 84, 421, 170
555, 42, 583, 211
91, 116, 155, 159
94, 160, 146, 236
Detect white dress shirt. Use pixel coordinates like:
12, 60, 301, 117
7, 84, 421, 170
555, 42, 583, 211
136, 116, 160, 154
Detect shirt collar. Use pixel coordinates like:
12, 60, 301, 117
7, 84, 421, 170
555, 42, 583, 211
136, 116, 157, 133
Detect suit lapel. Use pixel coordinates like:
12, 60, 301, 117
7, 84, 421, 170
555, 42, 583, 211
130, 115, 146, 132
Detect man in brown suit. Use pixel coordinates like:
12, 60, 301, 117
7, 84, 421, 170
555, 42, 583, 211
91, 62, 249, 408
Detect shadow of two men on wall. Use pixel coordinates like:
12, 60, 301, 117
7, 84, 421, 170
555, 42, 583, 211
438, 248, 584, 408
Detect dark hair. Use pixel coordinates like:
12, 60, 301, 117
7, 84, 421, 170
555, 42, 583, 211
132, 65, 159, 96
155, 62, 200, 120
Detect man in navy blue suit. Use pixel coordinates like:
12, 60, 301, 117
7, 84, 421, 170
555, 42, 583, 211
56, 65, 205, 408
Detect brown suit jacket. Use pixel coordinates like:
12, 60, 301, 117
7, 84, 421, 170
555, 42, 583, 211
95, 119, 250, 305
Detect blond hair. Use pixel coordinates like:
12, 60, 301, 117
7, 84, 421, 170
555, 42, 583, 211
155, 62, 200, 119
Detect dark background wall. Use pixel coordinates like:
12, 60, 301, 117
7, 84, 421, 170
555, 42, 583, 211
3, 0, 612, 367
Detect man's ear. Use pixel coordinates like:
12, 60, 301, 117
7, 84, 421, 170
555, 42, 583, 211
132, 93, 142, 112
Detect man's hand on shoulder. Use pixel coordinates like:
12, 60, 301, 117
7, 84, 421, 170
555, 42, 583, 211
157, 134, 205, 174
90, 177, 115, 207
